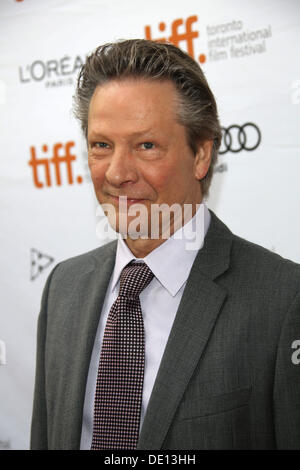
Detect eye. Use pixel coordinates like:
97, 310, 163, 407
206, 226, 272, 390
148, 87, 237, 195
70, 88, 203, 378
140, 142, 155, 150
94, 142, 109, 149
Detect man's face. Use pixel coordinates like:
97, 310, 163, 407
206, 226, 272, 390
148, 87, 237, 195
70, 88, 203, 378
87, 78, 209, 238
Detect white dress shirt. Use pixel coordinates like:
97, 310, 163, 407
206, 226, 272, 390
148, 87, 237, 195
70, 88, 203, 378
80, 202, 211, 449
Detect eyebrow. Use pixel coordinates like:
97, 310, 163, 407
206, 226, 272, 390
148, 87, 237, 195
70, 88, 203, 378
88, 128, 156, 140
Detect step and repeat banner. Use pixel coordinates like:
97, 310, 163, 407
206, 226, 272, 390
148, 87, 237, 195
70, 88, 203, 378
0, 0, 299, 450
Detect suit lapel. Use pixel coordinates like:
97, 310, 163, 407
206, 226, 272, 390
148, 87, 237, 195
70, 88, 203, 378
60, 242, 117, 449
137, 211, 233, 449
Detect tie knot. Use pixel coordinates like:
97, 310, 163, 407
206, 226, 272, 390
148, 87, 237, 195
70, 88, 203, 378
119, 262, 154, 298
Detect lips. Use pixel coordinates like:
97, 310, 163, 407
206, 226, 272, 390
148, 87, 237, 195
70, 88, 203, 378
108, 195, 146, 206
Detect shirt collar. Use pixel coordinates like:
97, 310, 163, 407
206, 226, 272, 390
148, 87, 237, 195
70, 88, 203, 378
110, 202, 211, 297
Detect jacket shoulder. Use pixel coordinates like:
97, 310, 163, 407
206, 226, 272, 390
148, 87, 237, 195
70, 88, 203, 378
230, 231, 300, 290
208, 209, 300, 290
50, 240, 117, 280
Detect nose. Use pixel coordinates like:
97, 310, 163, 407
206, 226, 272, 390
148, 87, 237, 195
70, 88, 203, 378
105, 147, 138, 187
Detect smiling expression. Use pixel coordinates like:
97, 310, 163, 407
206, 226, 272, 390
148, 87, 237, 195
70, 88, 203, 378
87, 78, 210, 239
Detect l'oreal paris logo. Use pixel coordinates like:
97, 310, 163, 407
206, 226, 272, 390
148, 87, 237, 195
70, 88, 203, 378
18, 54, 87, 84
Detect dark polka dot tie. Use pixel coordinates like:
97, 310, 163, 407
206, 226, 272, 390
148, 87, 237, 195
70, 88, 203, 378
91, 261, 154, 449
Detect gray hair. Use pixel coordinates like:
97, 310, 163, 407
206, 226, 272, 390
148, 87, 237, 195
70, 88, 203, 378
73, 39, 222, 196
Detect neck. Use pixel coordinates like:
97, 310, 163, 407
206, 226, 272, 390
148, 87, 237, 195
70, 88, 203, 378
125, 236, 168, 258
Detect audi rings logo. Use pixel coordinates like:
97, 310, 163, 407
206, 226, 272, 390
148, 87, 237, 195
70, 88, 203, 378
219, 122, 261, 154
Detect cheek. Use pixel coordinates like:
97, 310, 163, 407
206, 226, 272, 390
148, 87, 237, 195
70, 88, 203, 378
143, 161, 179, 193
89, 160, 107, 187
147, 160, 194, 199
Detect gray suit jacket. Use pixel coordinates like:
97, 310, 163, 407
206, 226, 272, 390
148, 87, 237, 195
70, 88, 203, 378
30, 210, 300, 449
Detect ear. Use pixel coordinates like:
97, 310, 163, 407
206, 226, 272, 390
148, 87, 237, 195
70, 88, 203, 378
193, 140, 214, 180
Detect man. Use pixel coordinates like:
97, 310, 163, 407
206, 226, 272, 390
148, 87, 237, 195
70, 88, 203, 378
30, 39, 300, 450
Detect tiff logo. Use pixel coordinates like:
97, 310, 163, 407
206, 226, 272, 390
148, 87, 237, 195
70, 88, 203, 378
145, 15, 206, 64
28, 141, 83, 188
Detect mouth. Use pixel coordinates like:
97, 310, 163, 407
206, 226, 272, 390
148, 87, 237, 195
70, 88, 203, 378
107, 195, 146, 206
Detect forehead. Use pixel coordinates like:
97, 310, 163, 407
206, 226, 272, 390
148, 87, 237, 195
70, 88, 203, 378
87, 78, 180, 136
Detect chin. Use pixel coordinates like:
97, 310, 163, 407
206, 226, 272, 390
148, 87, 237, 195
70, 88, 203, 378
112, 212, 152, 240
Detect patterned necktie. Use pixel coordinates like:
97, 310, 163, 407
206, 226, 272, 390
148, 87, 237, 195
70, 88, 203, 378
91, 261, 154, 450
